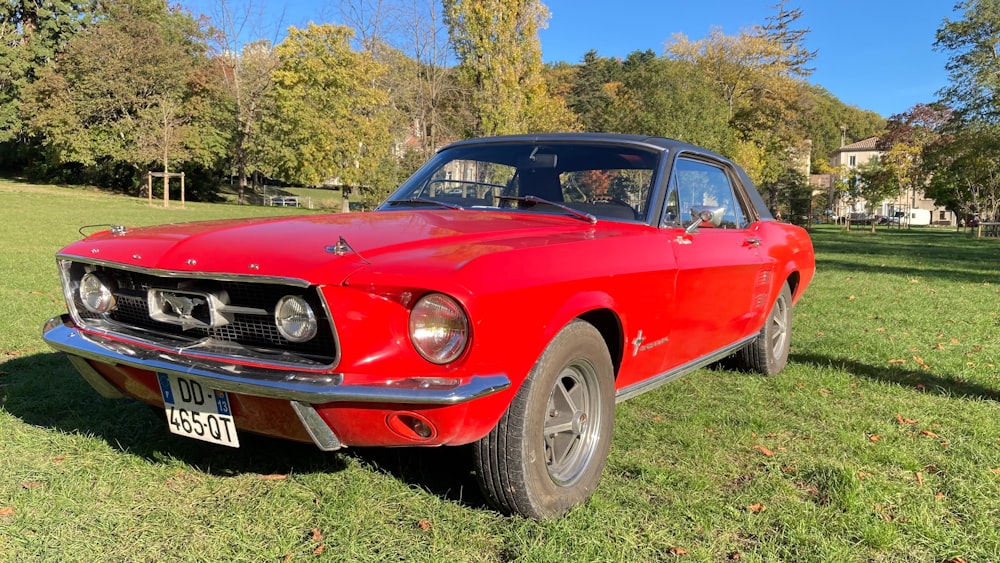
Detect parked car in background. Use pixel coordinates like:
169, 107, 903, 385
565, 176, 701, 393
43, 133, 815, 518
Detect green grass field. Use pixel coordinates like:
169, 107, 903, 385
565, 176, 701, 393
1, 180, 998, 561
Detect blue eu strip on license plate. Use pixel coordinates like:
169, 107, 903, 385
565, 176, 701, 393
156, 373, 240, 448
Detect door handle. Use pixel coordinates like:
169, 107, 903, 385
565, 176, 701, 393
744, 237, 761, 247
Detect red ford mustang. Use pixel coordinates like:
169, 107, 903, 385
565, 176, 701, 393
43, 133, 814, 518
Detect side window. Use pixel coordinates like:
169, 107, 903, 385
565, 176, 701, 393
671, 157, 750, 229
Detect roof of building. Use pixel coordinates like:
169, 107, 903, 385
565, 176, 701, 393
832, 137, 880, 153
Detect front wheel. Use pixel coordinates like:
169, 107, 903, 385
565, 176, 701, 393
733, 283, 793, 375
474, 320, 615, 519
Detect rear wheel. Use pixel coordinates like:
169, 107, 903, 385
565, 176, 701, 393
734, 283, 792, 375
474, 320, 615, 519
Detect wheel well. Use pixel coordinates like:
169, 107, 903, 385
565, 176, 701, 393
786, 270, 801, 297
577, 309, 623, 378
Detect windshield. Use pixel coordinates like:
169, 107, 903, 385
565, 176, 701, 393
381, 142, 661, 223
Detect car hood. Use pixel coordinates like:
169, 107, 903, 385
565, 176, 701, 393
60, 210, 630, 285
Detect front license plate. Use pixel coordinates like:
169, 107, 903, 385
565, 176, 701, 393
156, 373, 240, 448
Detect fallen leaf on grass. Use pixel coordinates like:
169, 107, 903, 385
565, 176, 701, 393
935, 492, 945, 500
668, 547, 688, 556
747, 503, 766, 513
934, 343, 945, 350
888, 358, 906, 364
728, 552, 742, 560
896, 414, 918, 425
847, 295, 856, 301
857, 471, 870, 480
946, 558, 967, 563
53, 455, 67, 464
417, 519, 432, 531
920, 430, 939, 438
313, 544, 325, 555
915, 472, 923, 487
310, 528, 323, 542
819, 388, 831, 395
752, 445, 774, 456
21, 481, 42, 490
990, 468, 1000, 475
0, 507, 13, 516
869, 435, 882, 442
258, 474, 288, 481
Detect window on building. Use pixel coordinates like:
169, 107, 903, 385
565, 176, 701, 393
849, 155, 857, 167
940, 211, 947, 220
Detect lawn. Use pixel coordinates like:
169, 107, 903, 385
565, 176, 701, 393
1, 180, 998, 561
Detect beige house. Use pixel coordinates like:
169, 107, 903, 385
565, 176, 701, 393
826, 137, 955, 226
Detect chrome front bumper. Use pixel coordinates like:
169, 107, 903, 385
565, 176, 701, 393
42, 315, 511, 450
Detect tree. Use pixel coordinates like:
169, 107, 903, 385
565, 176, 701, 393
924, 123, 1000, 230
667, 27, 808, 186
566, 50, 623, 132
0, 1, 96, 148
198, 0, 285, 204
338, 0, 459, 157
607, 52, 733, 152
23, 1, 208, 193
758, 0, 817, 79
856, 156, 902, 233
935, 0, 1000, 123
261, 23, 394, 204
443, 0, 576, 136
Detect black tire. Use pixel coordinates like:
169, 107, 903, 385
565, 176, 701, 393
474, 320, 615, 519
734, 283, 793, 375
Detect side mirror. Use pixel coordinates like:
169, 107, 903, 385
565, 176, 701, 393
685, 205, 725, 234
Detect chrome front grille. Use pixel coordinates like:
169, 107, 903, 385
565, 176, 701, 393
60, 259, 338, 367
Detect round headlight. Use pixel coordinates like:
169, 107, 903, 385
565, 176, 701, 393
275, 295, 318, 343
409, 293, 469, 364
79, 272, 116, 314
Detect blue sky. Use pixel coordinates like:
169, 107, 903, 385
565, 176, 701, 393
182, 1, 955, 118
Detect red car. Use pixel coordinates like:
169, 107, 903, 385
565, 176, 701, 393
43, 133, 814, 518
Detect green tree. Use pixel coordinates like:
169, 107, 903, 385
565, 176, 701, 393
935, 0, 1000, 123
567, 50, 623, 132
856, 156, 902, 233
608, 52, 733, 152
800, 84, 885, 174
443, 0, 576, 136
924, 123, 1000, 229
667, 27, 807, 186
0, 1, 96, 148
22, 1, 208, 192
261, 23, 393, 205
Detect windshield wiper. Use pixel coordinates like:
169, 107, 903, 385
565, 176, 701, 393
388, 197, 465, 210
496, 195, 597, 224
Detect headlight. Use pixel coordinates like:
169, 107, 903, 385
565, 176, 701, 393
79, 272, 116, 314
275, 295, 318, 342
409, 293, 469, 364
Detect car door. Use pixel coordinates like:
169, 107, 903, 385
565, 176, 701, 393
662, 155, 770, 366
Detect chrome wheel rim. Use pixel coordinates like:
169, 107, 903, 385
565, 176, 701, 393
542, 359, 603, 486
769, 294, 789, 358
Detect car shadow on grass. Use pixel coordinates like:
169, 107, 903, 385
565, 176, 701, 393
790, 352, 999, 401
2, 352, 492, 511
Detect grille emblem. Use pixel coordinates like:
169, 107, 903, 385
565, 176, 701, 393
148, 289, 216, 329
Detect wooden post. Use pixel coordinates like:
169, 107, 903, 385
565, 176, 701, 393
147, 172, 152, 206
180, 172, 186, 208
